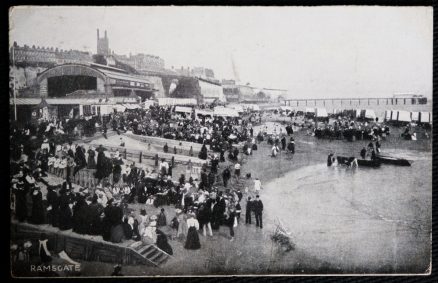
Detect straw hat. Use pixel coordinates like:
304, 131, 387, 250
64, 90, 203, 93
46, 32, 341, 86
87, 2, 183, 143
150, 215, 158, 221
175, 208, 182, 214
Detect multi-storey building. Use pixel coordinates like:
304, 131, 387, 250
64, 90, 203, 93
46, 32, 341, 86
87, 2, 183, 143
113, 53, 165, 71
10, 42, 92, 66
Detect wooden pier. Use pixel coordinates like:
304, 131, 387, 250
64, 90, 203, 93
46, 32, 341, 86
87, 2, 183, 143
282, 96, 427, 107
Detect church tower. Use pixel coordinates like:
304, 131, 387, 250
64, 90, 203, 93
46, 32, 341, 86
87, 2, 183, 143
96, 28, 110, 56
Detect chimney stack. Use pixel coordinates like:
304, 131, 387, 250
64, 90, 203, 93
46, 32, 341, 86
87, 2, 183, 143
97, 29, 100, 39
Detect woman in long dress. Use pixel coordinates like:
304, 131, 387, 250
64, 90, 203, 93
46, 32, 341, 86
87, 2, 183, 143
156, 229, 173, 255
87, 147, 96, 169
184, 213, 200, 250
30, 187, 45, 225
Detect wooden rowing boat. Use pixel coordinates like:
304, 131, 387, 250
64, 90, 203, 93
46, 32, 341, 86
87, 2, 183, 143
336, 156, 381, 168
376, 155, 412, 166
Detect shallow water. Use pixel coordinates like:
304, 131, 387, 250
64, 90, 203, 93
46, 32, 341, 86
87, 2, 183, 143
262, 150, 431, 273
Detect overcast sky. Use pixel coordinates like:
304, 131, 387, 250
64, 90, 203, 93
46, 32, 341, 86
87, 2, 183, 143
10, 6, 433, 99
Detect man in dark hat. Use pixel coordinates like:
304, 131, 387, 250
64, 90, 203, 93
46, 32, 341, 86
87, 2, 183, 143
46, 186, 60, 227
245, 196, 253, 224
253, 195, 264, 229
30, 185, 45, 225
222, 167, 231, 188
163, 143, 169, 153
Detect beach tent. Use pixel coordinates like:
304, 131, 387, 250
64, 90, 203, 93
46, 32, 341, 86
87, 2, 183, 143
264, 106, 279, 111
158, 98, 197, 106
241, 104, 260, 111
397, 110, 411, 122
305, 107, 315, 114
175, 106, 192, 113
113, 105, 126, 112
195, 109, 213, 118
355, 109, 361, 118
411, 112, 420, 122
420, 112, 431, 123
390, 110, 398, 121
123, 104, 141, 110
315, 108, 328, 118
98, 105, 113, 115
228, 104, 245, 113
361, 109, 376, 120
385, 110, 392, 121
213, 107, 239, 117
142, 100, 156, 109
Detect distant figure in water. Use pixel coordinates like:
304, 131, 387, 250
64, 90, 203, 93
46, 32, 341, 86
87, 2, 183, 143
271, 145, 279, 157
327, 153, 335, 166
371, 149, 376, 161
349, 157, 358, 168
360, 147, 367, 159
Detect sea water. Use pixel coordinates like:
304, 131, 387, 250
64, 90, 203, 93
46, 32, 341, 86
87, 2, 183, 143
263, 150, 432, 273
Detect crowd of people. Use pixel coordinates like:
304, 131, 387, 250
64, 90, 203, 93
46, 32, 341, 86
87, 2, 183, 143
296, 117, 391, 141
108, 106, 261, 155
10, 105, 270, 261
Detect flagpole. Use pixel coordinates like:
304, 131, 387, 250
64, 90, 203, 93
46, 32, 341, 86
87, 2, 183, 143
12, 45, 17, 121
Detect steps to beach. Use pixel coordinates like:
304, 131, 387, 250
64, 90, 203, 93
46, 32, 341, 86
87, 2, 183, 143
129, 241, 171, 267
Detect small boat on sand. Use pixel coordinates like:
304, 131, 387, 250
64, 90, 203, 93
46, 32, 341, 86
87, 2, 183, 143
336, 156, 381, 168
376, 155, 412, 166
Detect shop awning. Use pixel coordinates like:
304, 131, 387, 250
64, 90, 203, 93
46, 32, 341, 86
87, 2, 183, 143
175, 106, 193, 113
195, 109, 214, 116
214, 107, 239, 117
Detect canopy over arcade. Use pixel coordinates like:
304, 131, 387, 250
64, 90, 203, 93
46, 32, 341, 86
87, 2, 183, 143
11, 63, 156, 121
34, 63, 155, 100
